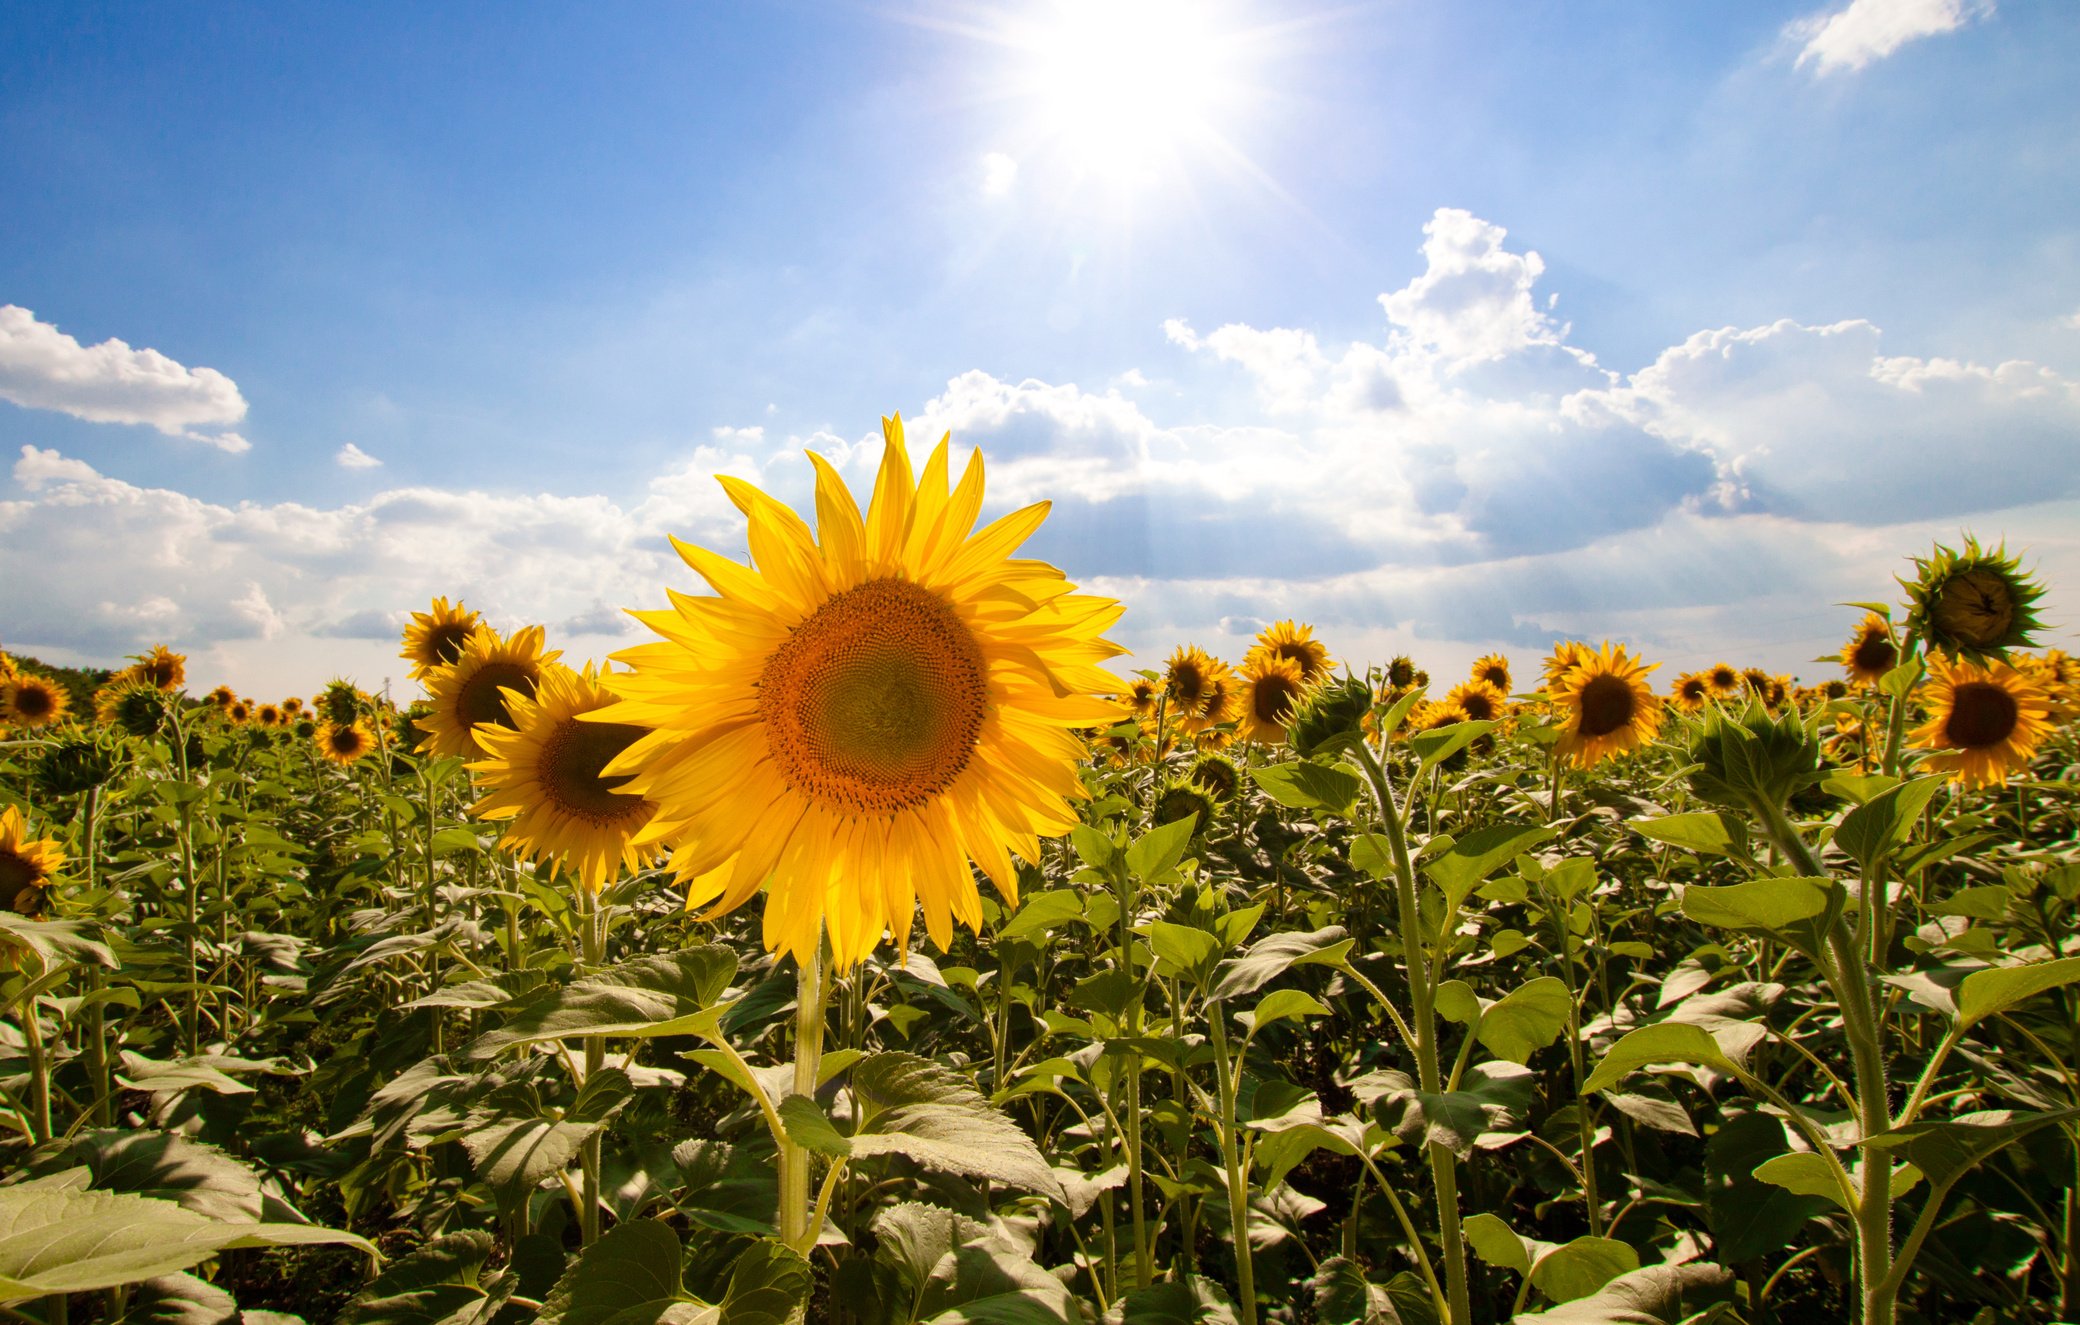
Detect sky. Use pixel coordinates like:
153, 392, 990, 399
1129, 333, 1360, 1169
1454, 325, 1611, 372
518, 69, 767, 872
3, 0, 2078, 699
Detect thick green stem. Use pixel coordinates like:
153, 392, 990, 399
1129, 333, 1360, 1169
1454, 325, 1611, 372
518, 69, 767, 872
1207, 1015, 1257, 1325
778, 941, 826, 1249
81, 787, 111, 1128
577, 891, 607, 1245
1113, 853, 1153, 1290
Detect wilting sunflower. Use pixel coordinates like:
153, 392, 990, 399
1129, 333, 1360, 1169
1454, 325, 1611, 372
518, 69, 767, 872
1706, 663, 1742, 698
1552, 643, 1663, 769
1445, 678, 1508, 724
0, 805, 64, 917
1165, 645, 1231, 726
594, 415, 1125, 969
1903, 537, 2046, 660
1470, 653, 1512, 694
418, 626, 560, 760
402, 597, 484, 679
317, 720, 375, 765
125, 644, 186, 692
1909, 653, 2054, 790
1236, 655, 1308, 745
1670, 671, 1712, 714
1247, 620, 1333, 685
1839, 613, 1899, 687
2, 675, 68, 728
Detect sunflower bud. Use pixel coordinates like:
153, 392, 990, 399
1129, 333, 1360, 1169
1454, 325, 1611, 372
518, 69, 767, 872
1902, 537, 2046, 661
1386, 655, 1418, 690
34, 733, 124, 798
96, 680, 166, 738
1187, 752, 1242, 802
1685, 700, 1824, 814
1287, 673, 1375, 760
1154, 781, 1217, 837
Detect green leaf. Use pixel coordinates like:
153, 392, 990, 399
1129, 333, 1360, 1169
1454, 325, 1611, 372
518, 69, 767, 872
1860, 1109, 2080, 1193
1529, 1237, 1641, 1305
0, 1180, 373, 1301
1307, 1256, 1407, 1325
1244, 988, 1334, 1033
1476, 977, 1572, 1066
849, 1053, 1066, 1199
0, 912, 116, 973
1879, 658, 1924, 700
995, 891, 1084, 942
1371, 1062, 1534, 1159
717, 1240, 813, 1325
1250, 762, 1362, 818
337, 1231, 514, 1325
778, 1094, 852, 1158
1953, 958, 2080, 1030
538, 1220, 690, 1325
1145, 921, 1223, 985
1071, 824, 1118, 871
463, 947, 739, 1058
1707, 1113, 1826, 1264
48, 1130, 269, 1223
1511, 1263, 1731, 1324
1631, 811, 1748, 858
1422, 822, 1559, 912
1112, 1279, 1241, 1324
1433, 979, 1482, 1025
1207, 926, 1352, 1003
1583, 1023, 1738, 1094
1412, 719, 1495, 777
1679, 877, 1839, 955
1126, 816, 1197, 882
1930, 885, 2012, 921
1462, 1212, 1539, 1274
1833, 776, 1945, 877
1752, 1153, 1853, 1214
1349, 833, 1393, 880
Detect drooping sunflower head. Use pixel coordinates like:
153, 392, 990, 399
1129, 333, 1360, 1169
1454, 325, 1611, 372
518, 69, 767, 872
2, 675, 69, 728
33, 731, 123, 798
319, 679, 365, 726
402, 597, 484, 679
594, 414, 1125, 969
418, 626, 560, 760
1552, 642, 1663, 769
1386, 655, 1419, 690
125, 645, 187, 693
1838, 613, 1899, 687
1236, 655, 1308, 746
1153, 781, 1217, 837
292, 716, 318, 740
1247, 620, 1333, 686
1187, 751, 1242, 802
471, 663, 658, 895
1706, 663, 1742, 696
1164, 645, 1229, 722
1670, 671, 1713, 714
1446, 678, 1508, 725
317, 720, 375, 765
0, 805, 65, 917
1471, 653, 1512, 694
95, 678, 166, 738
1909, 653, 2054, 790
1903, 537, 2047, 660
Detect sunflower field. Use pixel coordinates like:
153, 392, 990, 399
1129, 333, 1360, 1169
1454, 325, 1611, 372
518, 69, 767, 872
3, 421, 2078, 1325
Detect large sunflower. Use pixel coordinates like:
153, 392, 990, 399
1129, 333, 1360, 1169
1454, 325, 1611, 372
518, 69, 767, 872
1908, 653, 2054, 790
1552, 643, 1663, 768
402, 597, 483, 679
1470, 653, 1512, 694
1445, 678, 1508, 724
1247, 621, 1332, 686
1, 805, 65, 917
418, 626, 560, 760
126, 645, 186, 692
2, 675, 69, 728
317, 720, 376, 766
471, 664, 658, 895
1839, 613, 1899, 687
595, 416, 1125, 969
1235, 655, 1308, 745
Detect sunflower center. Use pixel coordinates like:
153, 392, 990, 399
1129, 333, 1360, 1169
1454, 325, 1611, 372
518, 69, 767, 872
758, 578, 988, 816
327, 726, 363, 756
457, 662, 539, 732
1252, 673, 1302, 726
1459, 691, 1500, 723
427, 623, 474, 666
1936, 570, 2014, 646
13, 685, 54, 719
542, 718, 652, 824
1680, 679, 1708, 702
1168, 663, 1207, 706
1944, 681, 2019, 749
1853, 634, 1898, 675
1578, 674, 1637, 738
0, 850, 39, 900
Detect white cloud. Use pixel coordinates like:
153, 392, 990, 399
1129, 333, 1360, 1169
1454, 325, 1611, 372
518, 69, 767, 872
0, 305, 250, 449
335, 443, 382, 470
2062, 309, 2080, 331
1789, 0, 1993, 75
1378, 209, 1568, 367
980, 151, 1019, 197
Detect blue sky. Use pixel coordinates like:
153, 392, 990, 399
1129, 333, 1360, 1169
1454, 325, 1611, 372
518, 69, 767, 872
4, 0, 2078, 696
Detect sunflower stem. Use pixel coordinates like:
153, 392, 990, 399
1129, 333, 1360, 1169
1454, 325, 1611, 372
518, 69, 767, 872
577, 887, 607, 1246
779, 939, 827, 1251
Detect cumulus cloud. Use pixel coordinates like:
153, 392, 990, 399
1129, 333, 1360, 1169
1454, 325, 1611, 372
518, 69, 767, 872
1789, 0, 1993, 75
0, 305, 251, 450
336, 443, 382, 470
1378, 209, 1567, 367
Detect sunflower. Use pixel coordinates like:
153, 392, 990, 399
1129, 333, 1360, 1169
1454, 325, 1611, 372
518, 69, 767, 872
226, 699, 253, 724
1839, 613, 1899, 687
1551, 643, 1663, 769
1706, 663, 1742, 698
1164, 645, 1230, 725
1470, 653, 1512, 694
1404, 698, 1472, 740
317, 720, 375, 765
1247, 621, 1332, 685
1235, 655, 1308, 745
1153, 781, 1216, 836
1908, 653, 2054, 790
319, 679, 365, 726
1541, 641, 1591, 691
0, 805, 65, 916
282, 697, 303, 716
204, 684, 237, 710
1121, 677, 1160, 721
402, 597, 484, 679
1386, 655, 1419, 690
2, 675, 69, 728
1187, 752, 1242, 802
2020, 650, 2079, 722
418, 626, 560, 760
125, 644, 186, 692
257, 703, 284, 728
468, 664, 658, 894
1445, 678, 1508, 724
95, 678, 165, 737
293, 717, 319, 741
1669, 671, 1712, 714
1903, 537, 2046, 660
594, 415, 1125, 969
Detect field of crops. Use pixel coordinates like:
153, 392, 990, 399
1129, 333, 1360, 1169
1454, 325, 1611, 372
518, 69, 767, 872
3, 426, 2077, 1325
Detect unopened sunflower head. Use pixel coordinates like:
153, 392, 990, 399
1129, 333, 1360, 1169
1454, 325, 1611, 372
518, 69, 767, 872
1154, 781, 1217, 838
318, 679, 365, 726
1686, 699, 1824, 812
1187, 751, 1242, 802
1903, 537, 2047, 661
1287, 672, 1377, 759
1386, 655, 1419, 691
33, 731, 122, 799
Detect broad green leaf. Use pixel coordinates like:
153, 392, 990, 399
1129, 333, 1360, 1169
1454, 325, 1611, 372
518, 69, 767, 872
0, 913, 116, 973
1529, 1237, 1640, 1304
1423, 822, 1558, 911
1307, 1256, 1404, 1325
538, 1220, 690, 1325
1126, 816, 1197, 882
336, 1231, 514, 1325
1930, 885, 2012, 921
1371, 1061, 1534, 1159
0, 1181, 372, 1301
463, 947, 738, 1058
1512, 1263, 1731, 1324
1631, 811, 1748, 859
460, 1112, 600, 1210
1207, 926, 1352, 1003
1244, 988, 1333, 1033
1752, 1152, 1853, 1214
1680, 877, 1839, 954
47, 1129, 268, 1224
995, 891, 1084, 942
1349, 832, 1393, 880
1583, 1022, 1738, 1094
1433, 979, 1482, 1025
1860, 1109, 2080, 1192
1707, 1113, 1826, 1264
778, 1094, 852, 1158
849, 1053, 1066, 1199
717, 1240, 813, 1325
1879, 658, 1924, 700
1145, 920, 1222, 985
1462, 1212, 1541, 1274
1112, 1278, 1241, 1324
1250, 762, 1362, 818
1953, 957, 2080, 1030
1476, 976, 1572, 1066
1412, 719, 1495, 777
1834, 776, 1945, 877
